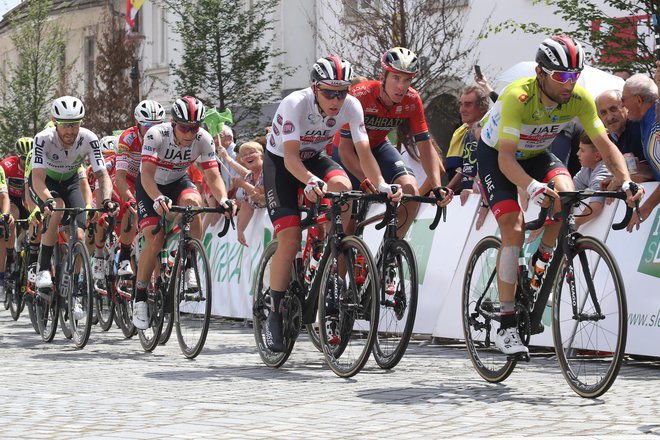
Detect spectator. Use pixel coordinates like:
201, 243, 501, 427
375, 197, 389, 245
474, 73, 499, 104
214, 124, 240, 194
595, 89, 653, 182
233, 141, 265, 246
572, 132, 613, 228
622, 66, 660, 231
446, 85, 490, 193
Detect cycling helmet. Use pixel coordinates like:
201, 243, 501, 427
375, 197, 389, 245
15, 137, 33, 156
100, 135, 118, 156
51, 96, 85, 121
171, 96, 206, 124
134, 100, 166, 124
381, 47, 419, 76
536, 35, 584, 72
310, 56, 354, 87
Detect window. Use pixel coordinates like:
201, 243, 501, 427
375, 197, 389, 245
84, 36, 95, 95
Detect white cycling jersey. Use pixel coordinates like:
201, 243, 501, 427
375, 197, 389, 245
32, 126, 105, 181
266, 87, 368, 159
140, 122, 218, 185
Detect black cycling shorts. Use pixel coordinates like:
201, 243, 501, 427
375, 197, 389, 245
476, 140, 570, 219
135, 173, 198, 230
28, 174, 86, 229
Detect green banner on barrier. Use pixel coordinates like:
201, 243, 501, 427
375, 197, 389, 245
638, 210, 660, 279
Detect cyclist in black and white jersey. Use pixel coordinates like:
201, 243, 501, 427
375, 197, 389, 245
262, 56, 377, 352
132, 96, 235, 330
30, 96, 118, 291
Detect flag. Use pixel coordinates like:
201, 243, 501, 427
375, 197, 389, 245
126, 0, 145, 32
204, 107, 233, 137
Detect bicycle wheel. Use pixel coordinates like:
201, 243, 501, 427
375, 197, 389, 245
68, 242, 94, 349
253, 240, 296, 367
55, 245, 73, 340
8, 274, 22, 321
159, 312, 174, 345
95, 247, 115, 332
173, 238, 212, 358
26, 293, 40, 334
115, 275, 136, 338
462, 236, 517, 382
373, 239, 418, 369
318, 236, 378, 378
138, 276, 165, 352
552, 236, 627, 398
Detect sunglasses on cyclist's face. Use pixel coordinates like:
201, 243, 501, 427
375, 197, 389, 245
541, 67, 581, 84
141, 122, 157, 130
317, 87, 349, 100
55, 120, 82, 127
176, 123, 200, 134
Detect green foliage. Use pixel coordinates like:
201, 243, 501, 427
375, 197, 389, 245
486, 0, 657, 76
161, 0, 296, 133
0, 0, 67, 155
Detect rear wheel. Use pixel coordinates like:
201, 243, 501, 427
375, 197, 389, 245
115, 275, 136, 338
138, 276, 164, 352
68, 242, 94, 349
253, 240, 296, 368
174, 239, 213, 359
462, 236, 517, 382
8, 274, 22, 321
552, 236, 626, 398
95, 246, 116, 332
318, 236, 378, 378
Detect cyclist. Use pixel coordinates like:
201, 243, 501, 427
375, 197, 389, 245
0, 137, 31, 300
477, 35, 644, 355
0, 164, 13, 302
263, 55, 368, 352
90, 135, 121, 280
132, 95, 235, 330
116, 100, 166, 277
336, 47, 451, 239
30, 96, 118, 292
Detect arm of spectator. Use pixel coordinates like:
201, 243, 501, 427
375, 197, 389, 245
475, 74, 498, 103
237, 201, 255, 246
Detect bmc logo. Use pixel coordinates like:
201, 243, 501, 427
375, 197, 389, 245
638, 210, 660, 278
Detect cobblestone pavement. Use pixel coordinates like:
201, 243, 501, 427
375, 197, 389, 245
1, 312, 659, 439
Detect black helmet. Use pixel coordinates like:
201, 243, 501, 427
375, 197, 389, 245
536, 35, 585, 72
310, 56, 354, 87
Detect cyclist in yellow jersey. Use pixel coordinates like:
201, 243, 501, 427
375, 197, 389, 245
477, 35, 644, 355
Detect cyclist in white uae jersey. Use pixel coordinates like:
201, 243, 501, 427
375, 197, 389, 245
132, 96, 235, 330
30, 96, 118, 290
262, 55, 377, 352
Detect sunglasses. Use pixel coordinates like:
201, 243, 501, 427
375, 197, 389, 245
56, 120, 82, 127
541, 67, 580, 83
176, 123, 200, 134
141, 122, 157, 130
317, 88, 349, 100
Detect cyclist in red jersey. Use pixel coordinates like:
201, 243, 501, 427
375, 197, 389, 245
0, 137, 29, 301
115, 100, 166, 276
336, 47, 451, 237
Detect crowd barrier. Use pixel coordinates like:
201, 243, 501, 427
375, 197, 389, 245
202, 182, 660, 357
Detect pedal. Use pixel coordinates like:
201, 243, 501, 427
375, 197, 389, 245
507, 352, 530, 362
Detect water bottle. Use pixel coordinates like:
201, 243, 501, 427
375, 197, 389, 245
167, 250, 176, 270
530, 251, 551, 295
354, 255, 366, 285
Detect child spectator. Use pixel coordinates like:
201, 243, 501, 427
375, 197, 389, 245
572, 132, 613, 228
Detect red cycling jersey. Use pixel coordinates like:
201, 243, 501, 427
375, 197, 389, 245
337, 80, 429, 148
0, 155, 25, 198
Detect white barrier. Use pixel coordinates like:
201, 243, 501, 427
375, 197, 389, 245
202, 184, 660, 356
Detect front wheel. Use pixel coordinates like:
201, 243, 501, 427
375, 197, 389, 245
318, 236, 379, 378
68, 242, 94, 349
138, 276, 165, 352
462, 236, 517, 382
373, 239, 418, 369
552, 236, 627, 398
174, 239, 213, 359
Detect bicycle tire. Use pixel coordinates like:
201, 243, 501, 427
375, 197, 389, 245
159, 312, 174, 345
373, 239, 418, 369
115, 275, 137, 338
318, 236, 379, 378
55, 245, 73, 340
96, 246, 116, 332
551, 236, 627, 398
8, 276, 22, 321
68, 241, 94, 349
138, 275, 165, 352
462, 236, 517, 382
27, 294, 40, 334
252, 240, 296, 368
174, 238, 213, 359
36, 288, 59, 343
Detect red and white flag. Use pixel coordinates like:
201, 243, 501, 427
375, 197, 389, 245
126, 0, 145, 32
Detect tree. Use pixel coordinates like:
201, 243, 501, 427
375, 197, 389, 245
84, 4, 139, 137
315, 0, 485, 103
485, 0, 657, 76
159, 0, 296, 133
0, 0, 68, 153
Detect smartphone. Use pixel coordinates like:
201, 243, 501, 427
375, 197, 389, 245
474, 64, 483, 80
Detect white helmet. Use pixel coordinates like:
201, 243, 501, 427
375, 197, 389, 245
100, 135, 118, 156
51, 96, 85, 121
134, 100, 166, 124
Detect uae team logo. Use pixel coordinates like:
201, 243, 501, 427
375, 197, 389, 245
282, 121, 295, 135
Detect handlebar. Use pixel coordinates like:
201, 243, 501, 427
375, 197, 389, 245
151, 204, 235, 238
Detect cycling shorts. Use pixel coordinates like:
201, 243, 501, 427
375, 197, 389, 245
476, 140, 570, 220
9, 195, 29, 221
28, 174, 86, 229
135, 173, 198, 230
263, 150, 347, 235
